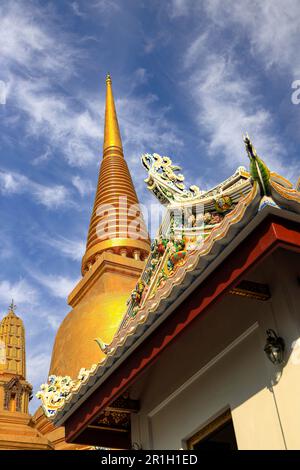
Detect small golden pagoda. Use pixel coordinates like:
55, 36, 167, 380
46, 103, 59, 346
49, 75, 151, 379
0, 302, 52, 449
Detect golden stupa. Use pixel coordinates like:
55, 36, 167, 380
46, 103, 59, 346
0, 302, 53, 449
49, 75, 150, 379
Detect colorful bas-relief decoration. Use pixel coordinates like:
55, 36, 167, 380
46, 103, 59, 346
214, 195, 233, 213
36, 364, 97, 418
128, 280, 146, 317
125, 205, 235, 319
157, 237, 187, 288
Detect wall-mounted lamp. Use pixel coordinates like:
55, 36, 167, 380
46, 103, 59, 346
264, 329, 285, 365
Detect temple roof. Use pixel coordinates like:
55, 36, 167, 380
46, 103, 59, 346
37, 137, 300, 424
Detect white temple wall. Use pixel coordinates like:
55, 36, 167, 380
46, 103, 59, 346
130, 248, 300, 450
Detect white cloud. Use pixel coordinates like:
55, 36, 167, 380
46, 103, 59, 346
118, 94, 182, 155
46, 314, 62, 331
204, 0, 300, 77
72, 175, 94, 196
70, 1, 86, 17
0, 2, 183, 172
12, 79, 100, 167
168, 0, 192, 17
184, 32, 208, 69
34, 184, 69, 208
42, 235, 86, 261
144, 38, 156, 54
166, 3, 300, 176
0, 170, 70, 209
133, 68, 149, 86
0, 171, 23, 194
0, 80, 9, 105
185, 52, 285, 172
0, 279, 38, 307
31, 147, 51, 166
0, 233, 13, 260
91, 0, 121, 14
27, 352, 51, 385
0, 1, 99, 168
0, 1, 76, 78
27, 349, 54, 412
32, 273, 79, 299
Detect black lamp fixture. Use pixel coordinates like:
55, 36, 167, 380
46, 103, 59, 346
264, 329, 285, 365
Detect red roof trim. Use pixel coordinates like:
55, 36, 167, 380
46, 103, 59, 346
65, 216, 300, 443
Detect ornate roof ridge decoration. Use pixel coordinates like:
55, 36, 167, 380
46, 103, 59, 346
99, 138, 300, 357
142, 153, 253, 206
110, 182, 261, 348
199, 166, 250, 199
36, 364, 98, 418
39, 135, 300, 421
142, 153, 202, 204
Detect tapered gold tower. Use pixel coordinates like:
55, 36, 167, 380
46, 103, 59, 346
103, 73, 123, 157
0, 301, 26, 380
49, 75, 150, 379
82, 74, 149, 274
0, 303, 53, 449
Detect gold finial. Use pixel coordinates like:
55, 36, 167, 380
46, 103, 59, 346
103, 73, 123, 156
9, 299, 17, 313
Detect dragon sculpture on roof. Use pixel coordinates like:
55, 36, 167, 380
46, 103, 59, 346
141, 153, 202, 204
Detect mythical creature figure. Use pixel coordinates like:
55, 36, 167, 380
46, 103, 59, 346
167, 238, 186, 272
36, 366, 97, 417
214, 195, 233, 213
142, 153, 201, 204
130, 280, 146, 305
243, 133, 270, 196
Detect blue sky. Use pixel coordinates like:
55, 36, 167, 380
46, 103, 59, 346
0, 0, 300, 412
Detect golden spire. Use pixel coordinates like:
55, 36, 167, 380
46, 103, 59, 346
0, 302, 26, 379
81, 75, 150, 274
103, 73, 123, 158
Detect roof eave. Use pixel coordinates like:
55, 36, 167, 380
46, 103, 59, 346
53, 204, 300, 427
